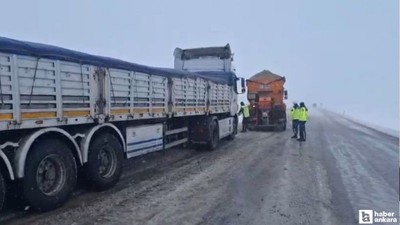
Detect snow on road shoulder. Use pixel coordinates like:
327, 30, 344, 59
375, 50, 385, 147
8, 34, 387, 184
320, 109, 399, 138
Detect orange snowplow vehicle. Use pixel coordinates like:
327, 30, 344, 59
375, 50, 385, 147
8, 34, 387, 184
246, 70, 288, 131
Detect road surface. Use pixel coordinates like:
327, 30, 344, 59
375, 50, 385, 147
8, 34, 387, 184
3, 110, 399, 225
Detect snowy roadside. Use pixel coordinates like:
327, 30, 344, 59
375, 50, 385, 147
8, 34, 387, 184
320, 109, 399, 138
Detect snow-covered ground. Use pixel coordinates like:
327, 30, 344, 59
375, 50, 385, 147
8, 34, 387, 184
322, 109, 399, 138
6, 109, 398, 225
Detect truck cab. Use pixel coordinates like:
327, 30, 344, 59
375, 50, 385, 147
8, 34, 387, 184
174, 44, 244, 117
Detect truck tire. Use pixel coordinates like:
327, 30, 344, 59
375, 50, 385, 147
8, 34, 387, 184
0, 171, 5, 211
22, 139, 77, 211
207, 120, 219, 150
274, 122, 286, 132
193, 144, 204, 151
84, 133, 123, 191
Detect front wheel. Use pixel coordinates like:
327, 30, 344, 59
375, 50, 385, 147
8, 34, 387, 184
22, 139, 77, 211
84, 133, 123, 191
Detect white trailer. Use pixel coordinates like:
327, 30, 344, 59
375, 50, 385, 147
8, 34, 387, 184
0, 37, 245, 211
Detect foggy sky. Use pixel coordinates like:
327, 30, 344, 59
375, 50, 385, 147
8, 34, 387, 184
0, 0, 398, 130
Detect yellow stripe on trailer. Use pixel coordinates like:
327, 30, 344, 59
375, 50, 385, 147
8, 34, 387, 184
111, 109, 130, 115
63, 110, 90, 117
152, 108, 165, 113
112, 109, 166, 115
132, 109, 150, 114
175, 108, 197, 112
0, 113, 13, 120
1, 111, 91, 121
21, 112, 57, 119
196, 107, 206, 111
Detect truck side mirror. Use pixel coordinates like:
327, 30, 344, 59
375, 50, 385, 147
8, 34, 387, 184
284, 90, 288, 100
241, 78, 245, 93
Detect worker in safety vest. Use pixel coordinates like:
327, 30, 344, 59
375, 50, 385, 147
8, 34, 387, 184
298, 102, 308, 142
238, 102, 250, 132
290, 103, 300, 138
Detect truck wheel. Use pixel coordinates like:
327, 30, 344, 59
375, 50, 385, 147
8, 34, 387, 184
22, 139, 77, 211
192, 144, 204, 151
207, 120, 219, 150
84, 133, 123, 191
0, 171, 5, 211
274, 122, 285, 132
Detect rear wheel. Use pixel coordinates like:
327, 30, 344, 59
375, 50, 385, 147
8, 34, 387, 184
275, 121, 286, 132
207, 120, 219, 150
193, 144, 205, 151
22, 139, 77, 211
84, 133, 123, 191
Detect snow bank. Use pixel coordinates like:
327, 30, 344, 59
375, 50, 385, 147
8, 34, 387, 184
323, 109, 399, 138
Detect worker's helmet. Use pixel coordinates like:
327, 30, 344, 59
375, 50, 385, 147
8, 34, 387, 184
240, 102, 245, 106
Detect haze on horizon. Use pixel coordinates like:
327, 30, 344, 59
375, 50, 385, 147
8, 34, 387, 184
0, 0, 398, 130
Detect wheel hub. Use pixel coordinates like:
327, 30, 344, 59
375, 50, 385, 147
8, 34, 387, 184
36, 154, 66, 196
97, 147, 117, 178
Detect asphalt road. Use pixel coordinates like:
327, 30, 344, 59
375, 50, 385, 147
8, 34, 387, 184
4, 109, 399, 225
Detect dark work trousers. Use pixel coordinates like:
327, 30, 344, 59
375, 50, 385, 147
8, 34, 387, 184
242, 117, 249, 132
299, 121, 306, 140
292, 119, 299, 136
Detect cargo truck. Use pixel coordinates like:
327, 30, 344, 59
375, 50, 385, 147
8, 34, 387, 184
0, 38, 244, 211
246, 70, 287, 131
